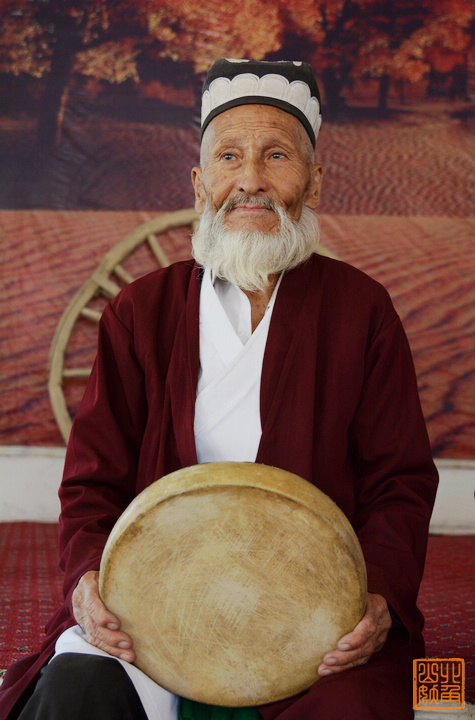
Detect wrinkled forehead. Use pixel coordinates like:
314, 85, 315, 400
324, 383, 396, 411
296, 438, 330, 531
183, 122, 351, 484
201, 103, 309, 149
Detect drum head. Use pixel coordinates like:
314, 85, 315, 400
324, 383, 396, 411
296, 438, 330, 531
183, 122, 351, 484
99, 462, 367, 706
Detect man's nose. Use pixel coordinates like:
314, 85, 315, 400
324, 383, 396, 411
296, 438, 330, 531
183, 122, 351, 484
236, 158, 270, 195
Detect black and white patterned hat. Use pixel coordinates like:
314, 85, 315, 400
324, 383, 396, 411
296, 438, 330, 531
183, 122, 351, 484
201, 58, 322, 147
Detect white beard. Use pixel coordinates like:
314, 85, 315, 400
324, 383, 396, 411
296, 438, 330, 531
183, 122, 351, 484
191, 196, 320, 293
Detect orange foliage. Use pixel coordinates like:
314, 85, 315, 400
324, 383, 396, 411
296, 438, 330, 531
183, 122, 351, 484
146, 0, 282, 73
74, 39, 141, 83
0, 3, 51, 78
0, 0, 473, 93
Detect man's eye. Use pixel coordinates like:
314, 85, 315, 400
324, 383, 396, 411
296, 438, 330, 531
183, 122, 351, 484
222, 153, 235, 160
271, 152, 285, 159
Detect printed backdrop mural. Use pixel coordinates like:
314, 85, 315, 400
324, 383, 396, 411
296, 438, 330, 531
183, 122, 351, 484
0, 0, 474, 457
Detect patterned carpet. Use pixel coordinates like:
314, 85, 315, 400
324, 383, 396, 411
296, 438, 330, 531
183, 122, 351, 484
417, 534, 475, 703
0, 523, 473, 703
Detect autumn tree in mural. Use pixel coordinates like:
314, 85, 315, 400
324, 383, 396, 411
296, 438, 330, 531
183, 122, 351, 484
1, 0, 473, 147
351, 0, 474, 107
281, 0, 474, 112
1, 0, 145, 151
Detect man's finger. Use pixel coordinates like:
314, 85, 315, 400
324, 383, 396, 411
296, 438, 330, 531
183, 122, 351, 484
319, 641, 373, 675
85, 626, 135, 661
335, 616, 376, 651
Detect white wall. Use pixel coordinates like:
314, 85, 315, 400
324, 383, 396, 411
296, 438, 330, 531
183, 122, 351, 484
0, 446, 474, 533
0, 446, 64, 521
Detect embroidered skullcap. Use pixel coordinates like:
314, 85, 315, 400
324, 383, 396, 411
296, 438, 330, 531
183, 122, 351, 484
201, 58, 322, 147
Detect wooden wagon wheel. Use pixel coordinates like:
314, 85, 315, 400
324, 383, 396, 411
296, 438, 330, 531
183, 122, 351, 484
48, 208, 199, 444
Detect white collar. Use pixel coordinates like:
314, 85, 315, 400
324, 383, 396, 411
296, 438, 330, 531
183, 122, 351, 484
205, 268, 283, 345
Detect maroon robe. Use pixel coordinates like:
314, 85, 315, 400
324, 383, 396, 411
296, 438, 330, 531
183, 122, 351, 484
0, 255, 438, 719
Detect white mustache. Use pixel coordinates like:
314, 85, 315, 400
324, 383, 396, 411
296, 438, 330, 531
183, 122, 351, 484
223, 195, 278, 213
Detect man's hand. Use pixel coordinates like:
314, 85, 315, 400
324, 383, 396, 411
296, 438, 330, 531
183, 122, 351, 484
72, 570, 135, 662
318, 593, 392, 676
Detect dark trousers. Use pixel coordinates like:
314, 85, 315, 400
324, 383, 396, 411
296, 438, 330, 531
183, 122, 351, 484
17, 654, 149, 720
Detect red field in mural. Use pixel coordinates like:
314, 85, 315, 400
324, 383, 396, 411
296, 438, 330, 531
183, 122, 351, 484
1, 204, 473, 457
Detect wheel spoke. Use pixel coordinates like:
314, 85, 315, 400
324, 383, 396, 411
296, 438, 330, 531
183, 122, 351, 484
80, 307, 102, 323
62, 368, 92, 378
148, 233, 171, 267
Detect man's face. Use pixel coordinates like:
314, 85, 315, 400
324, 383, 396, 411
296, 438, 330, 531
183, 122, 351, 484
192, 104, 323, 233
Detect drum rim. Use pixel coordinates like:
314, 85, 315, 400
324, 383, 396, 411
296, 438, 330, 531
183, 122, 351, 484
100, 462, 365, 580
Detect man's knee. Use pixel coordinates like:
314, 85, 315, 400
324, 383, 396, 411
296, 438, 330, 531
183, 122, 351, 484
18, 654, 147, 720
284, 650, 413, 720
42, 653, 123, 684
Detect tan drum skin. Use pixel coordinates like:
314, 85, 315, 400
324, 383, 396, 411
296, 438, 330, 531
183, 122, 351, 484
99, 462, 367, 706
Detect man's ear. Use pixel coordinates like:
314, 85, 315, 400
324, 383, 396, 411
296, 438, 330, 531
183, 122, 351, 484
304, 164, 323, 210
191, 166, 206, 213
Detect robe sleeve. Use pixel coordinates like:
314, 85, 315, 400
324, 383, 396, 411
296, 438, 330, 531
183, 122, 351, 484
349, 307, 438, 639
58, 299, 148, 616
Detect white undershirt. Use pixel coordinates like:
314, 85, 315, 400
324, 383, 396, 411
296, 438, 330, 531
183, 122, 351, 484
194, 268, 282, 464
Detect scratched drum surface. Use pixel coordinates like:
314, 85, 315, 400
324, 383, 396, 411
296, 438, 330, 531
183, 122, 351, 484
99, 462, 367, 706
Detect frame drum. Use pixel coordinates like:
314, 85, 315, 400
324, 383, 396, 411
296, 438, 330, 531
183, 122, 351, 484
99, 462, 367, 706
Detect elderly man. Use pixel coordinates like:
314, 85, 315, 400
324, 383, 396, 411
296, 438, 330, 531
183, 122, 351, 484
0, 59, 437, 720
